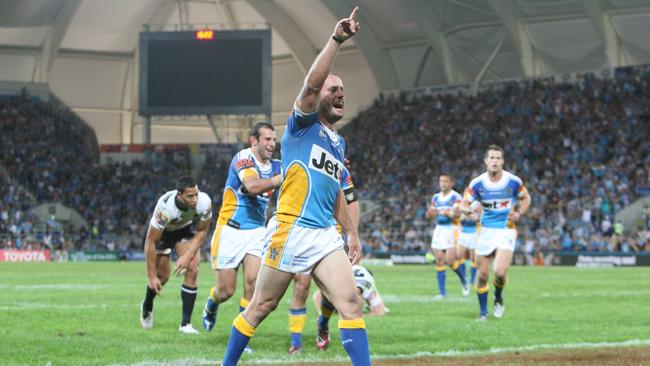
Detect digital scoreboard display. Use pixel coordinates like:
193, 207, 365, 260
139, 29, 271, 116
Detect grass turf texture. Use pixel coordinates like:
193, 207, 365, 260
0, 262, 648, 365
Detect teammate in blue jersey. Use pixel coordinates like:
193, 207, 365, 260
427, 174, 470, 298
201, 122, 283, 333
458, 188, 480, 287
462, 145, 531, 320
287, 165, 359, 355
221, 7, 370, 366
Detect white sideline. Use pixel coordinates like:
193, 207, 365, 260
107, 338, 650, 366
0, 284, 108, 290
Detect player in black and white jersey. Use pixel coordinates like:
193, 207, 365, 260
139, 176, 212, 334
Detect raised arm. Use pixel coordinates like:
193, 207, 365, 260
296, 7, 359, 114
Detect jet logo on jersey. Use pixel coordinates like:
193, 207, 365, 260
309, 145, 343, 183
481, 198, 513, 210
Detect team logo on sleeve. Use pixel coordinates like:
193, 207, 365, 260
235, 158, 255, 171
156, 208, 170, 226
309, 145, 343, 182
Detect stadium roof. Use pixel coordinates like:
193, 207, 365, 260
2, 0, 650, 144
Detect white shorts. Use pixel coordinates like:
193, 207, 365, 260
210, 223, 265, 270
430, 225, 458, 250
261, 217, 344, 273
475, 227, 517, 256
458, 231, 478, 250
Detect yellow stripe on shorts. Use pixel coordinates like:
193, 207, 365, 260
210, 224, 225, 269
265, 164, 309, 269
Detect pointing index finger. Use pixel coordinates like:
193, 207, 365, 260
349, 6, 359, 21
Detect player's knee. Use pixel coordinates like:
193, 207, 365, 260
255, 297, 280, 317
158, 272, 170, 285
494, 273, 506, 285
183, 272, 198, 288
244, 276, 256, 291
477, 272, 489, 283
335, 290, 363, 319
294, 282, 310, 302
494, 268, 507, 279
217, 283, 235, 301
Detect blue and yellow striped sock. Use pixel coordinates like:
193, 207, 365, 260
206, 286, 219, 314
289, 307, 307, 347
436, 265, 447, 296
477, 285, 489, 316
222, 313, 256, 366
494, 278, 506, 302
451, 261, 467, 286
459, 259, 467, 282
339, 318, 371, 366
318, 298, 335, 331
239, 297, 249, 313
470, 262, 477, 285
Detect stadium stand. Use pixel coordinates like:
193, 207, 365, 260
1, 66, 649, 256
341, 65, 649, 255
0, 93, 196, 252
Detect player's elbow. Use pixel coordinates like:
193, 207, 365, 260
369, 305, 385, 317
243, 183, 262, 196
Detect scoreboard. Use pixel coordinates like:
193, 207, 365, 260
138, 29, 271, 116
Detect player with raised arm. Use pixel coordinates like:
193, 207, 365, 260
427, 174, 470, 298
201, 122, 282, 334
462, 145, 531, 320
220, 7, 371, 366
140, 176, 212, 334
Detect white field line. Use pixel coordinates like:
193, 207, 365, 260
105, 338, 650, 366
540, 290, 650, 298
0, 284, 109, 290
0, 301, 237, 311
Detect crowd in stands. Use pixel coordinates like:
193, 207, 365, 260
2, 64, 649, 257
341, 65, 650, 255
0, 93, 195, 252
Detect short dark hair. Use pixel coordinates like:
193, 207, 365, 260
485, 144, 504, 158
440, 173, 454, 181
176, 176, 196, 193
250, 122, 275, 140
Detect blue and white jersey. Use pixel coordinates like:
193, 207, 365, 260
466, 170, 527, 229
431, 190, 462, 227
460, 218, 478, 233
217, 148, 282, 229
276, 105, 346, 228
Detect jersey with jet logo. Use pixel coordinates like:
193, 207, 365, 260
276, 106, 346, 228
466, 170, 526, 229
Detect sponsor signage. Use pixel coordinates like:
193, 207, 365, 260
70, 251, 120, 262
557, 252, 650, 267
0, 250, 51, 262
390, 254, 427, 264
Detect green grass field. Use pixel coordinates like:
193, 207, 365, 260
1, 262, 648, 366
